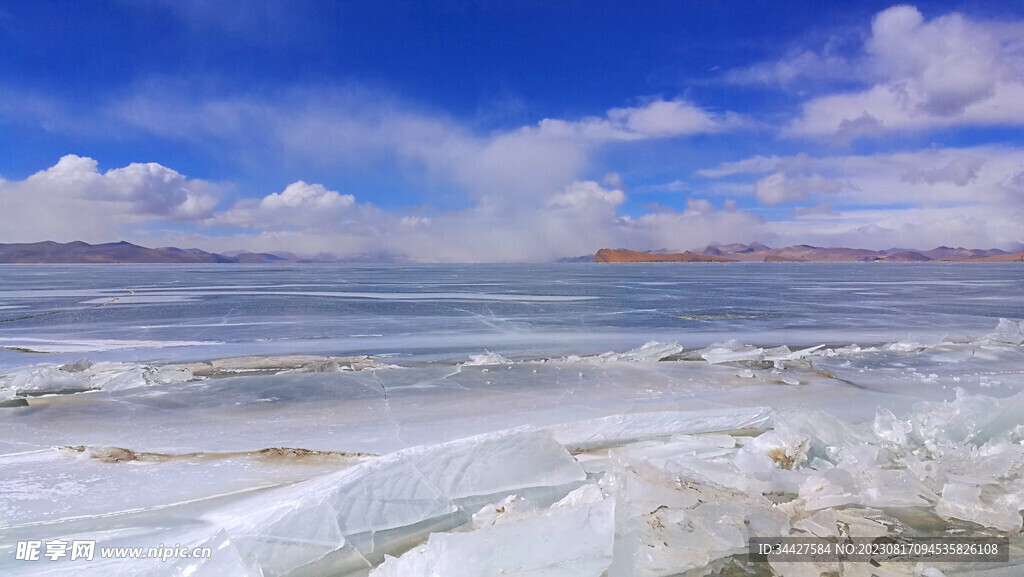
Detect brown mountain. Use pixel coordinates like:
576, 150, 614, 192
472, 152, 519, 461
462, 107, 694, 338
921, 246, 1007, 260
0, 241, 239, 263
593, 248, 733, 263
879, 251, 932, 262
954, 251, 1024, 262
228, 251, 290, 263
595, 244, 1023, 263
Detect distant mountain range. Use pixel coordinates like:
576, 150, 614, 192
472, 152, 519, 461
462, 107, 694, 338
0, 241, 319, 264
1, 240, 1021, 264
593, 243, 1024, 263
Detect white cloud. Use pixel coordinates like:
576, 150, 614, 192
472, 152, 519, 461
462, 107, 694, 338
113, 88, 741, 206
260, 181, 355, 210
763, 204, 1024, 251
211, 180, 375, 234
784, 5, 1024, 139
701, 146, 1024, 205
698, 146, 1024, 249
724, 48, 856, 87
536, 98, 742, 142
0, 155, 220, 243
547, 180, 625, 210
156, 176, 771, 262
7, 147, 1020, 259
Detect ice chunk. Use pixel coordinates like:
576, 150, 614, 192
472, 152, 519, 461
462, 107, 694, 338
793, 508, 839, 537
935, 482, 1023, 531
461, 351, 513, 366
551, 483, 605, 509
603, 457, 788, 577
596, 341, 683, 362
744, 430, 810, 469
0, 360, 194, 396
699, 340, 764, 364
797, 475, 857, 511
471, 495, 538, 528
613, 435, 771, 494
372, 495, 614, 577
1, 365, 89, 395
986, 318, 1024, 345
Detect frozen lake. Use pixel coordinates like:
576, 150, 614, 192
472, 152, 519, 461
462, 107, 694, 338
1, 263, 1023, 576
1, 262, 1022, 367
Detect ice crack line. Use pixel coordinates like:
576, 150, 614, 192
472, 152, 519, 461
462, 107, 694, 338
371, 369, 405, 446
0, 289, 134, 324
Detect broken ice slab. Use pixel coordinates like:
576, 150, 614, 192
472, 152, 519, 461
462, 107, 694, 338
0, 355, 380, 398
0, 365, 93, 395
0, 446, 375, 528
372, 488, 614, 577
936, 482, 1024, 532
0, 355, 928, 462
0, 360, 194, 397
190, 354, 379, 375
809, 340, 1024, 398
459, 351, 514, 366
986, 318, 1024, 345
590, 341, 684, 362
545, 407, 771, 451
698, 340, 765, 364
470, 494, 539, 528
202, 429, 585, 576
603, 455, 789, 577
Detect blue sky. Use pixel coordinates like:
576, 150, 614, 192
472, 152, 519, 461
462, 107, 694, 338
2, 1, 1024, 260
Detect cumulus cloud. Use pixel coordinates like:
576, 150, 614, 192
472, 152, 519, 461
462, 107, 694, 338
259, 181, 354, 211
547, 180, 625, 210
748, 5, 1024, 139
211, 180, 379, 238
0, 155, 220, 243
